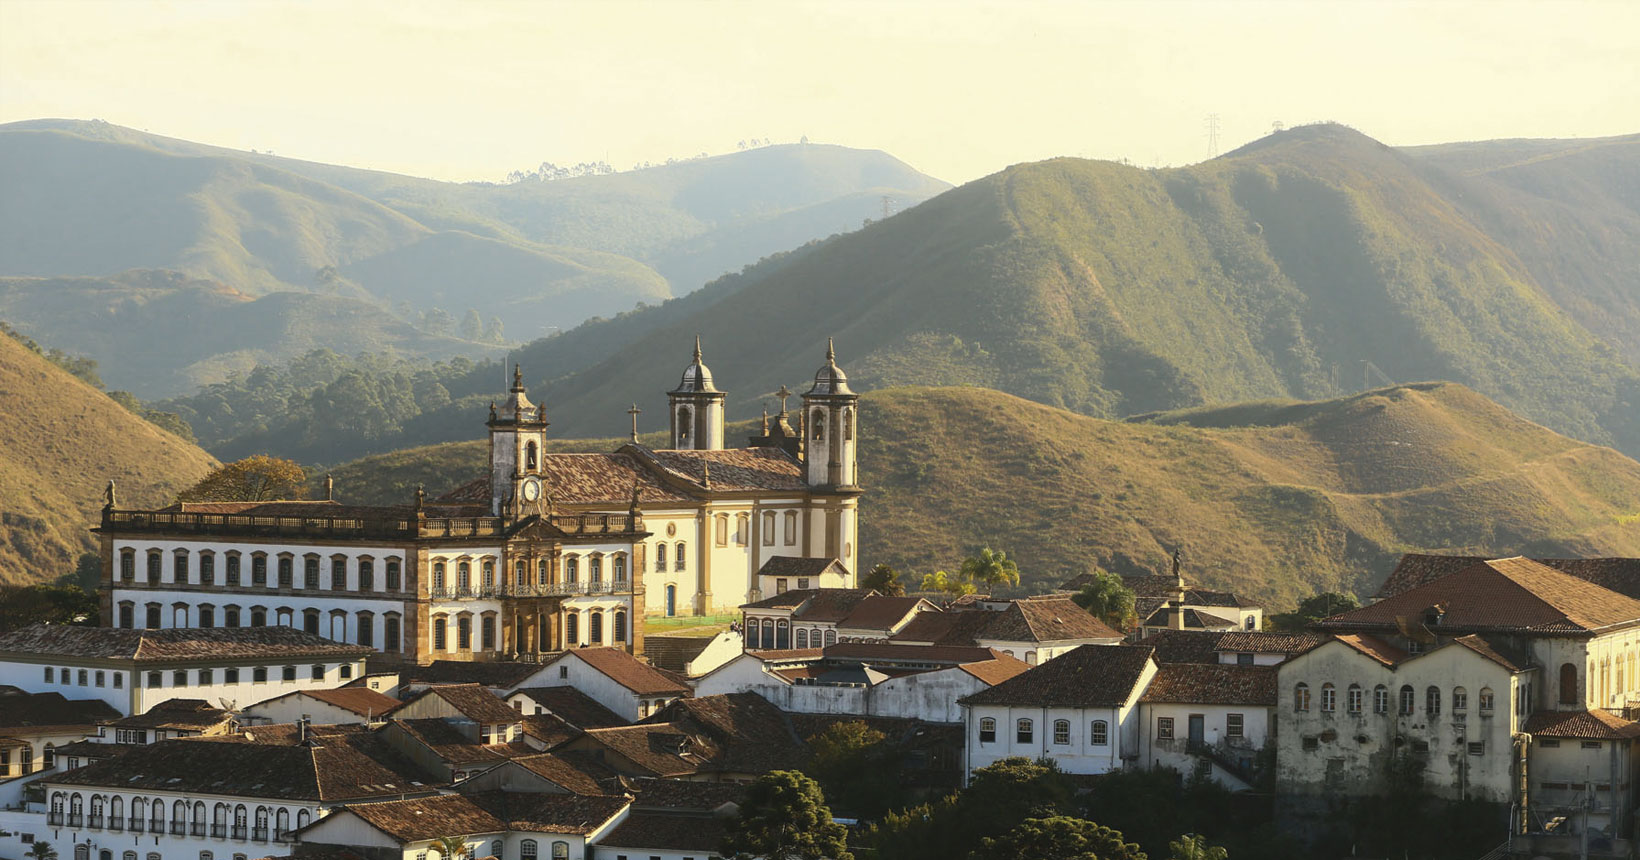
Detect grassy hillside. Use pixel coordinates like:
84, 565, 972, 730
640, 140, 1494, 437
507, 124, 1640, 461
0, 333, 219, 585
319, 384, 1640, 608
0, 271, 501, 395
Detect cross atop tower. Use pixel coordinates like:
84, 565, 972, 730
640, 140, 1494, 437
775, 384, 793, 415
627, 403, 642, 441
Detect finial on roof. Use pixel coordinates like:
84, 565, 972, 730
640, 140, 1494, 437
775, 385, 792, 414
629, 480, 642, 515
104, 479, 117, 511
627, 403, 642, 442
826, 336, 835, 362
512, 364, 524, 392
414, 484, 426, 512
761, 405, 769, 434
701, 461, 713, 489
324, 474, 334, 501
693, 335, 703, 361
489, 401, 498, 422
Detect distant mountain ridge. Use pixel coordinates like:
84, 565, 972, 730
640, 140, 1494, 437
498, 124, 1640, 459
0, 119, 949, 396
318, 383, 1640, 608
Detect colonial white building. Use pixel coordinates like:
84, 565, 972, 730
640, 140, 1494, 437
95, 342, 861, 664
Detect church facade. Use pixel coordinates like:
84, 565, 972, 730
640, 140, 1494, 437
95, 343, 861, 665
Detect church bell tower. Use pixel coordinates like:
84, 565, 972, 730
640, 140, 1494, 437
802, 338, 859, 488
488, 365, 550, 518
668, 337, 726, 450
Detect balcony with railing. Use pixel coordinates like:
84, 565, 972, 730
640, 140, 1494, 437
130, 817, 144, 833
276, 829, 293, 843
171, 820, 187, 836
193, 821, 207, 837
253, 826, 269, 842
212, 823, 227, 839
430, 579, 634, 600
103, 508, 646, 541
47, 812, 64, 826
232, 824, 248, 841
88, 812, 103, 829
109, 815, 124, 830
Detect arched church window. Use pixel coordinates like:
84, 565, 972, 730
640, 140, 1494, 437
655, 542, 666, 572
539, 558, 550, 585
784, 511, 798, 546
715, 514, 729, 546
589, 556, 602, 584
812, 410, 825, 440
525, 441, 538, 471
677, 407, 691, 442
457, 561, 471, 592
844, 407, 855, 440
565, 611, 579, 645
614, 610, 627, 644
482, 560, 494, 589
762, 511, 776, 545
674, 542, 687, 571
565, 556, 578, 583
589, 610, 603, 644
432, 562, 446, 591
613, 555, 626, 583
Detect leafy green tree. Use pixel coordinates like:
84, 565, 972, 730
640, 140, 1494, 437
1270, 591, 1358, 631
0, 583, 101, 631
1168, 834, 1227, 860
862, 795, 962, 860
26, 841, 59, 860
422, 307, 453, 335
920, 569, 976, 597
861, 563, 905, 596
802, 720, 905, 818
460, 308, 484, 341
975, 816, 1147, 860
486, 316, 506, 343
957, 757, 1074, 826
722, 770, 852, 860
962, 546, 1020, 590
1072, 568, 1137, 629
178, 455, 307, 502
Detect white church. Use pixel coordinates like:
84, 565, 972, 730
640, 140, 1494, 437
95, 341, 862, 665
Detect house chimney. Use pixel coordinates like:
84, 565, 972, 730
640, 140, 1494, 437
324, 474, 334, 501
298, 714, 309, 745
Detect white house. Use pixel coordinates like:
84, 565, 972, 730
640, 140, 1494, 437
0, 690, 119, 778
741, 589, 933, 650
296, 791, 631, 860
388, 683, 525, 745
890, 596, 1124, 665
958, 644, 1158, 778
244, 685, 402, 726
0, 624, 373, 715
517, 648, 691, 722
1137, 662, 1277, 789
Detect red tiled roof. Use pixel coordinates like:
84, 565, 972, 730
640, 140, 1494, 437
397, 684, 520, 724
1446, 634, 1531, 673
509, 752, 621, 795
960, 645, 1155, 708
983, 598, 1125, 643
0, 624, 372, 662
837, 596, 929, 632
564, 648, 691, 696
511, 687, 628, 729
1332, 634, 1410, 666
1140, 663, 1278, 706
299, 688, 401, 718
957, 654, 1033, 686
465, 790, 629, 834
639, 446, 807, 492
744, 588, 874, 622
1136, 630, 1223, 665
823, 642, 1008, 665
390, 718, 504, 765
1321, 558, 1640, 635
1524, 709, 1640, 740
757, 557, 849, 579
597, 811, 725, 851
342, 794, 504, 842
1213, 631, 1327, 656
0, 691, 121, 731
1377, 554, 1640, 600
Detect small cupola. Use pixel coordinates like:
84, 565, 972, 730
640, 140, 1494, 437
806, 338, 854, 396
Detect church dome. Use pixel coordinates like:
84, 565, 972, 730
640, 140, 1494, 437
672, 336, 720, 394
806, 338, 854, 396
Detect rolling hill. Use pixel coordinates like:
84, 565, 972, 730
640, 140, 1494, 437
0, 120, 947, 396
0, 331, 219, 586
498, 124, 1639, 462
318, 383, 1640, 609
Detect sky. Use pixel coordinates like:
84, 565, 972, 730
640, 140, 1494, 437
1, 0, 1636, 186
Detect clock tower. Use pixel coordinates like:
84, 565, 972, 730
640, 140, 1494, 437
488, 365, 551, 519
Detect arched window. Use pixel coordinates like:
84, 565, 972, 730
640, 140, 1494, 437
1053, 719, 1071, 745
213, 802, 228, 837
386, 558, 401, 591
275, 808, 289, 838
254, 805, 270, 839
233, 804, 247, 837
481, 615, 495, 651
1293, 682, 1310, 712
250, 553, 267, 586
149, 796, 164, 830
1347, 683, 1363, 714
654, 543, 666, 572
715, 514, 729, 546
614, 610, 627, 644
457, 561, 472, 592
457, 614, 473, 650
614, 554, 627, 583
119, 548, 134, 581
384, 614, 401, 652
297, 809, 310, 828
43, 742, 56, 769
674, 542, 687, 571
432, 616, 448, 651
358, 558, 374, 591
250, 606, 267, 627
538, 558, 550, 585
357, 612, 374, 648
589, 556, 602, 584
763, 511, 776, 545
1426, 686, 1441, 716
174, 799, 187, 831
812, 409, 825, 440
1320, 682, 1336, 712
735, 513, 749, 545
1016, 718, 1034, 744
225, 552, 241, 585
90, 793, 106, 827
433, 562, 446, 591
526, 441, 538, 471
520, 839, 538, 860
762, 619, 774, 647
565, 556, 579, 583
589, 610, 604, 644
200, 551, 215, 584
824, 629, 837, 646
796, 628, 810, 649
302, 608, 320, 636
677, 407, 691, 443
74, 846, 88, 860
776, 619, 790, 649
1480, 687, 1496, 712
131, 798, 146, 829
1561, 663, 1579, 705
147, 551, 162, 584
1399, 685, 1416, 715
275, 607, 293, 627
491, 841, 504, 860
1453, 686, 1469, 711
277, 556, 293, 588
303, 555, 319, 590
979, 717, 997, 742
482, 560, 494, 589
565, 611, 579, 645
551, 841, 568, 860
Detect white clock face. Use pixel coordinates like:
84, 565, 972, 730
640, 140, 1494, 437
522, 479, 541, 501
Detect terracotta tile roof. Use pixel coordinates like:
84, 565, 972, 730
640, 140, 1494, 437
959, 645, 1155, 709
402, 684, 521, 724
1321, 557, 1640, 635
1143, 606, 1239, 630
562, 648, 691, 696
1140, 630, 1228, 664
406, 660, 545, 690
648, 693, 805, 775
217, 723, 366, 745
0, 624, 372, 662
822, 642, 1009, 665
597, 811, 726, 851
159, 500, 417, 520
520, 714, 580, 749
510, 752, 621, 795
1213, 631, 1328, 656
1378, 554, 1640, 600
1140, 664, 1278, 706
758, 556, 850, 579
980, 598, 1125, 643
436, 451, 693, 507
1333, 634, 1410, 666
465, 790, 629, 834
889, 609, 998, 646
743, 588, 876, 622
48, 735, 436, 801
639, 446, 807, 493
838, 596, 930, 632
625, 776, 747, 811
1524, 709, 1640, 740
51, 739, 142, 760
0, 690, 120, 731
299, 687, 402, 718
109, 698, 231, 730
1447, 634, 1531, 673
956, 653, 1033, 686
344, 794, 504, 842
391, 718, 504, 765
640, 635, 717, 674
572, 724, 710, 777
510, 687, 628, 729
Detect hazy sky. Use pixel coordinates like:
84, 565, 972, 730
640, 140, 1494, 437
2, 0, 1635, 185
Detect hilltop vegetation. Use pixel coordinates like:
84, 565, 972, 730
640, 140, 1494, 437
487, 124, 1638, 462
0, 120, 947, 396
0, 331, 218, 586
320, 384, 1640, 608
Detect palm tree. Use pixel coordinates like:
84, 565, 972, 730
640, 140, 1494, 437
26, 841, 59, 860
960, 547, 1020, 591
919, 569, 977, 597
431, 836, 471, 860
1072, 568, 1137, 630
861, 564, 905, 597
